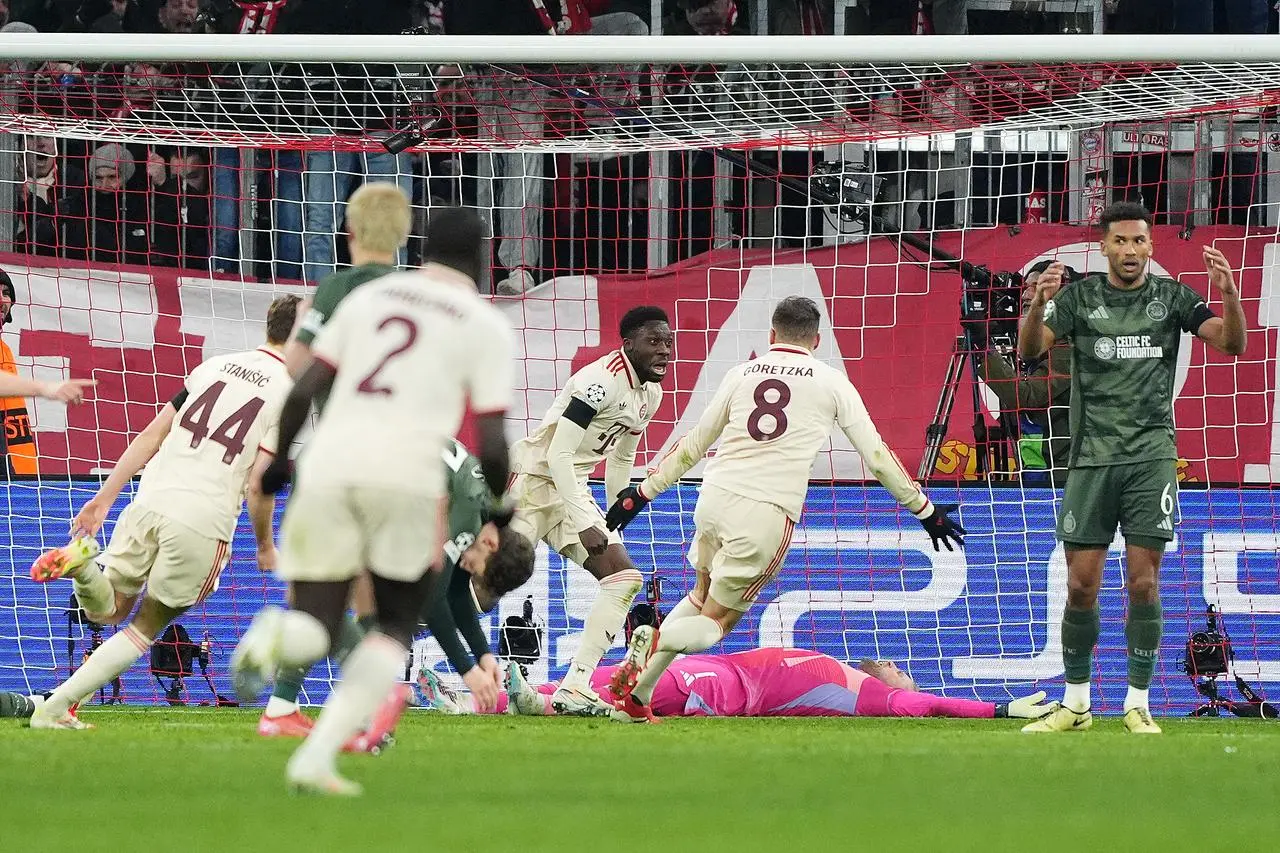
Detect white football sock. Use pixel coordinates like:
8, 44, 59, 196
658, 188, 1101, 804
632, 594, 703, 704
277, 610, 331, 669
44, 624, 152, 718
71, 564, 113, 619
289, 634, 404, 775
264, 696, 299, 718
1124, 686, 1149, 712
561, 569, 642, 691
1063, 680, 1091, 714
633, 614, 723, 703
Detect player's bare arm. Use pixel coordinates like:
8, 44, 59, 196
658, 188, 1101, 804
283, 296, 315, 378
73, 402, 178, 538
1196, 246, 1248, 356
260, 359, 336, 495
1018, 261, 1064, 360
473, 410, 511, 502
0, 373, 96, 404
247, 447, 279, 573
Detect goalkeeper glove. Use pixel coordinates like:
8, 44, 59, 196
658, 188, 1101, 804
916, 503, 965, 551
998, 691, 1052, 720
259, 456, 292, 495
605, 485, 650, 531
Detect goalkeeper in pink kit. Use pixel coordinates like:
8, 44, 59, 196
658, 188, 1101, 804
419, 646, 1050, 720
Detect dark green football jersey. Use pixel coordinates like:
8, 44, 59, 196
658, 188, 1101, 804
295, 262, 395, 412
442, 437, 490, 569
1044, 272, 1209, 468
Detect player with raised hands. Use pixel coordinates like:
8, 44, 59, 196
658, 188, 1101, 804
604, 295, 963, 723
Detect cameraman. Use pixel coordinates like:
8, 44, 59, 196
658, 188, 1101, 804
969, 260, 1073, 487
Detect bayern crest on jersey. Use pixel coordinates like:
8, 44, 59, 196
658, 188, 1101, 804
639, 402, 648, 421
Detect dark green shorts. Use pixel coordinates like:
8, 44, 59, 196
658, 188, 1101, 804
1057, 459, 1178, 549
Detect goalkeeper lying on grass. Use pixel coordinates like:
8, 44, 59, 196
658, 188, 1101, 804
414, 646, 1051, 721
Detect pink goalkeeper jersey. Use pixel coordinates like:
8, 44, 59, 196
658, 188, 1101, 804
590, 648, 870, 717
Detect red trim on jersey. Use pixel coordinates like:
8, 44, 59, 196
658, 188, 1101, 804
256, 445, 276, 457
607, 350, 637, 389
195, 541, 230, 604
471, 407, 509, 417
768, 344, 811, 356
744, 517, 795, 602
256, 346, 286, 365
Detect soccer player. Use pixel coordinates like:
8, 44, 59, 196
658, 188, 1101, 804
604, 296, 964, 722
419, 648, 1051, 721
1017, 201, 1247, 735
257, 181, 412, 739
231, 207, 515, 796
25, 295, 299, 730
505, 305, 672, 716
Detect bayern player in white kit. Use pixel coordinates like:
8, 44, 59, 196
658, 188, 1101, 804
507, 306, 672, 716
604, 296, 965, 722
231, 207, 515, 796
27, 295, 300, 730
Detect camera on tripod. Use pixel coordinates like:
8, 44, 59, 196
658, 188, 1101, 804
1183, 605, 1277, 719
960, 269, 1024, 350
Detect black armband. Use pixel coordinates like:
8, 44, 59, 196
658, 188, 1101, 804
562, 397, 598, 429
1188, 302, 1216, 335
994, 702, 1009, 718
170, 388, 189, 409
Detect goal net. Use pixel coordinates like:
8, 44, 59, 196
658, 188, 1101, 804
0, 34, 1275, 715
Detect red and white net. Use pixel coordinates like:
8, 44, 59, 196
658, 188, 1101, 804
0, 36, 1276, 712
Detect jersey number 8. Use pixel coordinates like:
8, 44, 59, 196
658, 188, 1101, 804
747, 379, 791, 441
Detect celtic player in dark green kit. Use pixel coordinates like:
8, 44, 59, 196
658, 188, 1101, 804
1019, 201, 1247, 735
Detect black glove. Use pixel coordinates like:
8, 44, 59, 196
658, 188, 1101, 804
605, 486, 650, 532
259, 456, 293, 495
918, 503, 965, 552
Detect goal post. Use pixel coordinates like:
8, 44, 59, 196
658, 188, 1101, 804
0, 33, 1275, 713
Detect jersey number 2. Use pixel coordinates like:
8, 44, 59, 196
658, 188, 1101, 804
746, 379, 791, 441
179, 381, 266, 464
357, 315, 419, 396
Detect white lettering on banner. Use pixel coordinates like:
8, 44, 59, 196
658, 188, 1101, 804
650, 264, 869, 480
493, 275, 602, 432
1202, 533, 1280, 682
755, 528, 967, 649
1245, 245, 1280, 483
10, 264, 159, 436
177, 277, 307, 360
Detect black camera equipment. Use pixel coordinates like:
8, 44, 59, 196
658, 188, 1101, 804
1184, 606, 1276, 719
625, 576, 666, 645
64, 592, 120, 705
499, 595, 545, 677
150, 623, 238, 707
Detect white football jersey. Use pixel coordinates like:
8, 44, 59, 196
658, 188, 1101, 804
642, 344, 928, 521
300, 270, 514, 497
511, 349, 662, 530
133, 347, 292, 541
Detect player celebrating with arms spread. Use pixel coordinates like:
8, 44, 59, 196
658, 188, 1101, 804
605, 296, 963, 722
27, 296, 299, 729
507, 306, 672, 716
1018, 201, 1247, 734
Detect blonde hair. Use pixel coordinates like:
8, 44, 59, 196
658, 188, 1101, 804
346, 183, 411, 255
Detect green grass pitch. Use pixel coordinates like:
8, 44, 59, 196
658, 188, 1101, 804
5, 709, 1279, 851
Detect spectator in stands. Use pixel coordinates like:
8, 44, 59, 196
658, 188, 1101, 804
769, 0, 832, 34
662, 0, 747, 35
968, 260, 1074, 487
64, 142, 146, 264
13, 135, 83, 258
444, 0, 648, 294
148, 147, 211, 269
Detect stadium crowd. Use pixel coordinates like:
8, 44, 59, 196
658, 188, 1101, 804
1, 0, 1276, 288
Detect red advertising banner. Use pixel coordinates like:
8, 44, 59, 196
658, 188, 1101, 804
2, 224, 1273, 483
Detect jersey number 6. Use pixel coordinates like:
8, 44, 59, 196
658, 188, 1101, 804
746, 379, 791, 441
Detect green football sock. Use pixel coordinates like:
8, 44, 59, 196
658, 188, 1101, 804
1126, 600, 1163, 690
1061, 605, 1100, 684
270, 665, 308, 705
333, 614, 372, 663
